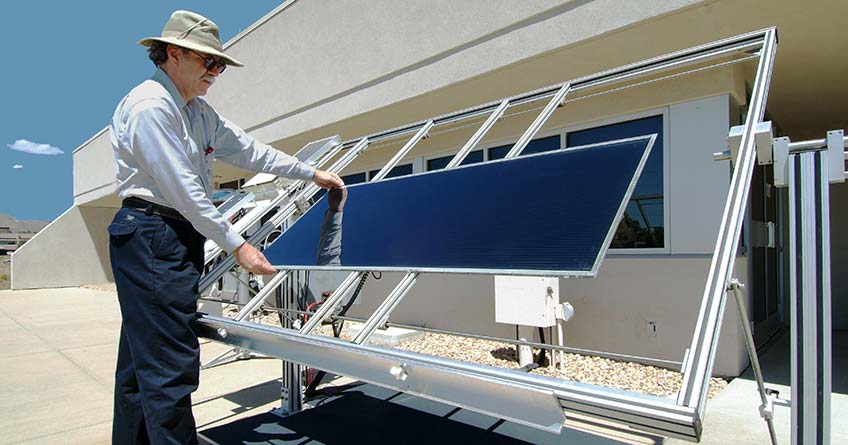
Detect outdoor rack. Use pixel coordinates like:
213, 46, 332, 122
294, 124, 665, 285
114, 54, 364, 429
189, 28, 836, 444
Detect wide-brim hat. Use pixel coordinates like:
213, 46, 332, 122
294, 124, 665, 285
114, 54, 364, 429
138, 10, 244, 67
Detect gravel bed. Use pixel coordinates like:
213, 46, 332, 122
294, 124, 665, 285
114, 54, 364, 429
240, 306, 727, 400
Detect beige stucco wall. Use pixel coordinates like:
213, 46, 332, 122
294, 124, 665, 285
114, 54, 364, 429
342, 256, 748, 377
73, 129, 116, 206
11, 206, 115, 289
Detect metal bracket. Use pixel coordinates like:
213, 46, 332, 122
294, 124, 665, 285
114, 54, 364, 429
773, 136, 791, 187
727, 121, 773, 166
826, 129, 845, 183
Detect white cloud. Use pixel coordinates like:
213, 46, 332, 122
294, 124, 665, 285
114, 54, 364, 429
12, 165, 23, 169
7, 139, 64, 155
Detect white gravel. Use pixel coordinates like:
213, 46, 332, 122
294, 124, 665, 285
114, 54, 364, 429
244, 305, 728, 400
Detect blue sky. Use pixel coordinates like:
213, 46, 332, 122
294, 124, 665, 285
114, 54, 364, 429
0, 1, 282, 221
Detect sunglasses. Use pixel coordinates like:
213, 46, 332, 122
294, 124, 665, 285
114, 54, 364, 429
188, 49, 227, 73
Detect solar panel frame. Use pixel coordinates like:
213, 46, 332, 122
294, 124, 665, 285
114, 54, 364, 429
266, 134, 657, 277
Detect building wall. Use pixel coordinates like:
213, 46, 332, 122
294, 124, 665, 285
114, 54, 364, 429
73, 129, 116, 206
210, 0, 703, 144
11, 206, 115, 289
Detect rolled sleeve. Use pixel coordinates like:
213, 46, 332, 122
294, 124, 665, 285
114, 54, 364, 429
127, 99, 245, 253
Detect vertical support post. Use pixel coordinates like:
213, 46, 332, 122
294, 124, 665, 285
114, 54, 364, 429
789, 151, 831, 445
277, 285, 303, 415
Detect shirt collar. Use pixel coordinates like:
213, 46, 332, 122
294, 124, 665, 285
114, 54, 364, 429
152, 68, 188, 110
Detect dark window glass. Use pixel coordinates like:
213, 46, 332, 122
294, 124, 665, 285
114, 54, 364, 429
368, 163, 413, 180
427, 150, 484, 171
342, 172, 368, 185
567, 115, 663, 249
488, 135, 560, 161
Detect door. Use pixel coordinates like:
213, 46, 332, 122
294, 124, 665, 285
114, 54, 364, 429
749, 162, 783, 346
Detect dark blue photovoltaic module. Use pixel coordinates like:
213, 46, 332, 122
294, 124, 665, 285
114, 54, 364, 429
264, 135, 655, 276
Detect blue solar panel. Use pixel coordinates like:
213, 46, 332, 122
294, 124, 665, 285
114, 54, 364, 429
264, 136, 655, 276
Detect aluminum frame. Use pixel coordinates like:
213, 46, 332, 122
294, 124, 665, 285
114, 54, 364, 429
788, 150, 832, 445
195, 28, 779, 441
676, 28, 777, 419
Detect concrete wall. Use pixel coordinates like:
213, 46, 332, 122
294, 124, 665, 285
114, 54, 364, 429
73, 129, 116, 206
209, 0, 703, 144
341, 256, 749, 377
11, 206, 115, 289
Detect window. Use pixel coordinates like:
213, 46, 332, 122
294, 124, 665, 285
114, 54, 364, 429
368, 163, 413, 180
427, 150, 484, 171
487, 135, 561, 161
566, 115, 664, 249
314, 165, 412, 201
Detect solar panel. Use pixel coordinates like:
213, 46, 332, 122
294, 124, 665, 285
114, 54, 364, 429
264, 135, 655, 276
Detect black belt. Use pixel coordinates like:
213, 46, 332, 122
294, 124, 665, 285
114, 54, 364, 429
122, 197, 187, 221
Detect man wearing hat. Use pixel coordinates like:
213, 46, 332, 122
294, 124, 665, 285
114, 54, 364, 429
108, 10, 344, 444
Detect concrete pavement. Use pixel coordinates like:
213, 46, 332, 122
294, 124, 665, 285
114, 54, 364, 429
0, 288, 283, 445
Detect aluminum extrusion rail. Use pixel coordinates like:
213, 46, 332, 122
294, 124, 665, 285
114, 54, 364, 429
194, 314, 700, 440
677, 28, 777, 421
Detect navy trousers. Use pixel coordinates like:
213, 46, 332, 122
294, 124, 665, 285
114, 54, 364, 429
108, 207, 206, 445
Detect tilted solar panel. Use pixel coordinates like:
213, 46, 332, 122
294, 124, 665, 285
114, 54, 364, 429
264, 135, 655, 276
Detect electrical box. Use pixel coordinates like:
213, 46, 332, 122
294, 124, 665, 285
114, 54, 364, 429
494, 275, 559, 327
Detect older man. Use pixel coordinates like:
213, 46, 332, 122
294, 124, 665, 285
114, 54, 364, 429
107, 10, 343, 444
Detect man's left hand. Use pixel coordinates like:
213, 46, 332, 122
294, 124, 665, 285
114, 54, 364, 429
312, 169, 344, 189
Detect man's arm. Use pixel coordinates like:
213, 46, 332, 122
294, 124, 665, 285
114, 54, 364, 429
128, 99, 245, 253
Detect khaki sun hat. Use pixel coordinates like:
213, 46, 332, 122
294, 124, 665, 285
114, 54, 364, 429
138, 10, 244, 67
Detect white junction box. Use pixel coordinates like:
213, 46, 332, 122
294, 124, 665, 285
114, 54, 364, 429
494, 275, 559, 327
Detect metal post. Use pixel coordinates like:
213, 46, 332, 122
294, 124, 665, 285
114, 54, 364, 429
728, 279, 779, 445
788, 150, 832, 445
275, 285, 303, 415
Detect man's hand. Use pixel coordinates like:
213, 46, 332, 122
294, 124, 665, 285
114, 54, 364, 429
312, 169, 344, 189
232, 243, 277, 275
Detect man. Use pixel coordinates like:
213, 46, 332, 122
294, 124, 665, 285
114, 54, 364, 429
107, 10, 343, 444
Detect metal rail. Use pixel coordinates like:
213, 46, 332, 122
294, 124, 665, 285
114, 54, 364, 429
677, 29, 777, 422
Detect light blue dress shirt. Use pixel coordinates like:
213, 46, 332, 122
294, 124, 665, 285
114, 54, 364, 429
110, 68, 315, 253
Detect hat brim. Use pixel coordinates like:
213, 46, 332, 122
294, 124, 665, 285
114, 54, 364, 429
139, 36, 244, 67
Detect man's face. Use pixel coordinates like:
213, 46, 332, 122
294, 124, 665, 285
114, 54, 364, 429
168, 46, 226, 101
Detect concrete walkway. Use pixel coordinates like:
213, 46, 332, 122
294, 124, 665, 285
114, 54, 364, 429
0, 288, 282, 445
1, 287, 844, 444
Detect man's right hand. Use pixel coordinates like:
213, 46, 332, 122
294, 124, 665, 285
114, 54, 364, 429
312, 169, 344, 189
232, 242, 277, 275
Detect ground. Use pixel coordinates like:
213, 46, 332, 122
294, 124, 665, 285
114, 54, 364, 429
0, 254, 10, 290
